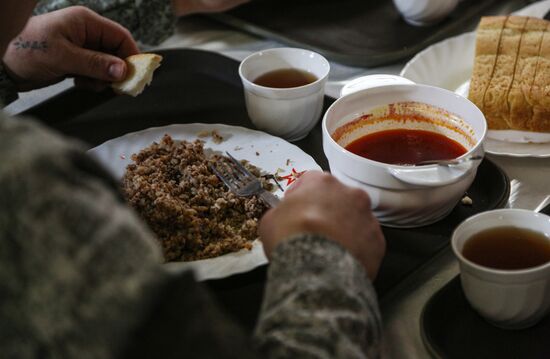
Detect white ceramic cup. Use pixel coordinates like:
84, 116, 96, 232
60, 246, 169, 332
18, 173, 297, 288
239, 48, 330, 142
451, 209, 550, 329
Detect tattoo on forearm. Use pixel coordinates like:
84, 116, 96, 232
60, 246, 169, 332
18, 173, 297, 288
13, 37, 48, 52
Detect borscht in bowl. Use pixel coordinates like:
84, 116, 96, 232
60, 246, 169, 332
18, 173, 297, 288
331, 101, 476, 166
322, 83, 486, 227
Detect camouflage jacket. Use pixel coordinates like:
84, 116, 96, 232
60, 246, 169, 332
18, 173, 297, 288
0, 0, 176, 105
34, 0, 177, 45
0, 113, 383, 358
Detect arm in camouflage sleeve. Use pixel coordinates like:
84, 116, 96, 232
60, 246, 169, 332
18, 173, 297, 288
34, 0, 176, 45
0, 113, 382, 358
255, 235, 383, 359
0, 62, 18, 105
0, 114, 170, 358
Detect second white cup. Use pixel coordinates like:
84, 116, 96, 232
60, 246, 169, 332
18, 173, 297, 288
239, 47, 330, 142
452, 209, 550, 329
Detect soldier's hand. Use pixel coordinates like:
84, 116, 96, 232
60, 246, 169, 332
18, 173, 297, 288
2, 6, 139, 92
259, 171, 386, 280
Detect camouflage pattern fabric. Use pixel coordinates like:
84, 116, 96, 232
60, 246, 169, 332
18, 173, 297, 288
0, 113, 382, 358
34, 0, 177, 45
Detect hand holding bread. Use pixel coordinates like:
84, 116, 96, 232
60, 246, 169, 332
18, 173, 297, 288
2, 6, 139, 92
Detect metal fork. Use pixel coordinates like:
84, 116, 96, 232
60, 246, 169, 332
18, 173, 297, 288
210, 152, 280, 208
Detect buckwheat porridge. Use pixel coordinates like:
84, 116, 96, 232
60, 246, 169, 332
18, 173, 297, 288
122, 134, 269, 261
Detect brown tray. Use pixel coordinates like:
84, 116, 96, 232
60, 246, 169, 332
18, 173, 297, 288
23, 49, 510, 332
208, 0, 498, 67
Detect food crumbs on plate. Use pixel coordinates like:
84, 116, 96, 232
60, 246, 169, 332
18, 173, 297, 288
262, 174, 284, 192
256, 151, 260, 156
274, 168, 286, 181
286, 159, 294, 166
197, 130, 224, 144
461, 195, 473, 206
120, 154, 126, 160
234, 146, 243, 151
211, 130, 224, 144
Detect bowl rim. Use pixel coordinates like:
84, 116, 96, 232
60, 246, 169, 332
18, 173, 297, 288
322, 83, 487, 169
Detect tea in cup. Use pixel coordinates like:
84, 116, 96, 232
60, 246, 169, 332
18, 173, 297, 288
451, 209, 550, 329
239, 47, 330, 142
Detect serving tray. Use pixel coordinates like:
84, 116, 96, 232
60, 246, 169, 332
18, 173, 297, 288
23, 49, 510, 332
421, 276, 550, 359
421, 203, 550, 359
208, 0, 498, 67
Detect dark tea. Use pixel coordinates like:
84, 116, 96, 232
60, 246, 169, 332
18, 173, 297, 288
253, 68, 317, 88
462, 226, 550, 270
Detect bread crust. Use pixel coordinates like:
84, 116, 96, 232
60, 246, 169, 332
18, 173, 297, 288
469, 16, 507, 129
484, 16, 526, 130
470, 16, 550, 132
508, 18, 547, 130
525, 22, 550, 131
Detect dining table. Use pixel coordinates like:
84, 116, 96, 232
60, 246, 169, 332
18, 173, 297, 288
6, 0, 550, 357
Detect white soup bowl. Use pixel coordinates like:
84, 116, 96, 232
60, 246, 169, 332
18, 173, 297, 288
322, 81, 486, 227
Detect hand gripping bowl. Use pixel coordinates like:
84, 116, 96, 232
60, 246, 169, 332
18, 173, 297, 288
322, 77, 487, 228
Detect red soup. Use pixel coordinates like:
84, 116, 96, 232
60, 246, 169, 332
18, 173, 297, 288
345, 129, 467, 165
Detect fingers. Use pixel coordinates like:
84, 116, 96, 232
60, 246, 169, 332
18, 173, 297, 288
73, 6, 139, 58
284, 170, 324, 195
63, 45, 128, 82
64, 8, 139, 83
58, 7, 138, 83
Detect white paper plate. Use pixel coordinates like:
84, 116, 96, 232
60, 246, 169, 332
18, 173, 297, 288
400, 0, 550, 157
88, 123, 321, 280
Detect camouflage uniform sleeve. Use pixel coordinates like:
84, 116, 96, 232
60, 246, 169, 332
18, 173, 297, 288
0, 114, 168, 358
0, 62, 18, 106
34, 0, 177, 45
255, 235, 383, 359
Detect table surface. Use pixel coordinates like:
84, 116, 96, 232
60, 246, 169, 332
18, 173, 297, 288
6, 1, 550, 357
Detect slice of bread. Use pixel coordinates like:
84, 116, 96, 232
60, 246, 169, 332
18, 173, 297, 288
468, 16, 507, 127
112, 54, 163, 97
483, 16, 526, 129
469, 16, 550, 132
508, 17, 547, 130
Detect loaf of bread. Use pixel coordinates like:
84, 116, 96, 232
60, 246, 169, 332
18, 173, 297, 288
112, 54, 163, 97
469, 16, 550, 132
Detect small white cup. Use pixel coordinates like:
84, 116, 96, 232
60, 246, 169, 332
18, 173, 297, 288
239, 48, 330, 142
451, 209, 550, 329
